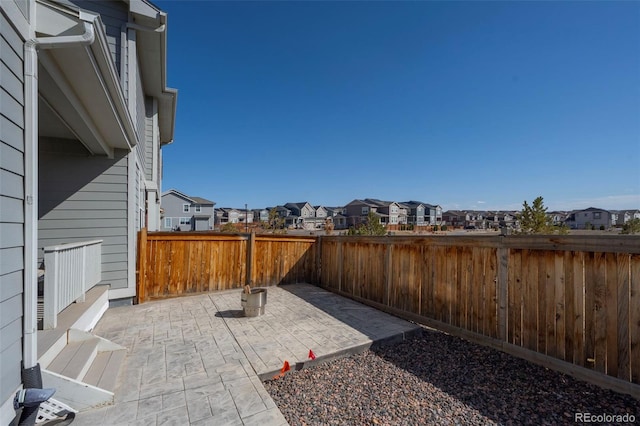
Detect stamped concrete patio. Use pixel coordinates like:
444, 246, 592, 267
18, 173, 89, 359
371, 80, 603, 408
71, 283, 421, 425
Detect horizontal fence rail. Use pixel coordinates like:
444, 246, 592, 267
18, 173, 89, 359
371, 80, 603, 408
136, 230, 640, 395
43, 239, 102, 329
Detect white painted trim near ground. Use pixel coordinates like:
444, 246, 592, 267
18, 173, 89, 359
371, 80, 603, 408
108, 285, 136, 300
126, 151, 136, 299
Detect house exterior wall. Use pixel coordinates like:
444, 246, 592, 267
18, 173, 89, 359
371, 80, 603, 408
574, 209, 612, 229
144, 97, 154, 180
38, 141, 130, 290
254, 209, 269, 222
161, 192, 215, 231
161, 192, 191, 230
0, 7, 27, 424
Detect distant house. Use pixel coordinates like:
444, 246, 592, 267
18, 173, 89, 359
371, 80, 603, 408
613, 209, 640, 226
215, 208, 241, 226
343, 198, 408, 227
161, 190, 215, 231
344, 199, 381, 227
548, 211, 568, 226
565, 207, 613, 229
424, 204, 443, 226
315, 206, 328, 219
402, 201, 426, 226
443, 210, 468, 227
402, 201, 443, 226
325, 207, 348, 229
253, 208, 270, 223
237, 209, 253, 224
284, 202, 315, 229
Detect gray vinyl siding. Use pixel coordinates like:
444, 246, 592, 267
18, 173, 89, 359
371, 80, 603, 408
60, 0, 127, 72
161, 193, 188, 231
135, 62, 145, 143
144, 97, 154, 180
135, 165, 141, 231
0, 8, 24, 410
14, 0, 28, 19
39, 140, 130, 289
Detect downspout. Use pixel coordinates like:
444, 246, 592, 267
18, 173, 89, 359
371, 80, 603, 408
23, 18, 95, 371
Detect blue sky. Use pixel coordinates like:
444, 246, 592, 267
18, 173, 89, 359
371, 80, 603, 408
157, 0, 640, 212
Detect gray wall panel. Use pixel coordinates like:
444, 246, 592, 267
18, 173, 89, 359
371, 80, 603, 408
0, 270, 21, 304
39, 141, 130, 290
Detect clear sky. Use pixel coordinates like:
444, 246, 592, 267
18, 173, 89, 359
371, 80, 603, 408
157, 0, 640, 212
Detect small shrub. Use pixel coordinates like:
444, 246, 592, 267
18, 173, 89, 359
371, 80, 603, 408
621, 218, 640, 234
220, 222, 238, 233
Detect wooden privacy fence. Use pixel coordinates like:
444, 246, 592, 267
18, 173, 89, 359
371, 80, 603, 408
136, 229, 317, 303
136, 230, 640, 396
317, 235, 640, 397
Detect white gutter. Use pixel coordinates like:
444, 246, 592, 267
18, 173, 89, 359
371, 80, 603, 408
23, 16, 95, 369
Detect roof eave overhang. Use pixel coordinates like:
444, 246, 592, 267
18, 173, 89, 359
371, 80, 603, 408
35, 0, 137, 155
132, 9, 177, 145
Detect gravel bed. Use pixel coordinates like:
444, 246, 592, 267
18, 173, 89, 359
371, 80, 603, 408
264, 327, 639, 425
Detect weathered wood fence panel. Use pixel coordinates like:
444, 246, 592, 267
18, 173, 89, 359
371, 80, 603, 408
320, 237, 500, 339
137, 231, 316, 302
252, 236, 317, 286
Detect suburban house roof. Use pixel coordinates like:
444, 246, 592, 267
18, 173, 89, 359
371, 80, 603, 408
402, 201, 424, 208
345, 199, 379, 208
285, 202, 311, 209
190, 197, 215, 205
443, 210, 467, 217
363, 198, 398, 208
580, 207, 611, 213
162, 189, 215, 205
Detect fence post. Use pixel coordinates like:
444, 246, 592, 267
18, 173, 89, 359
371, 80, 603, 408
385, 240, 393, 307
497, 239, 509, 341
246, 232, 255, 286
315, 236, 322, 285
337, 240, 343, 292
137, 228, 147, 304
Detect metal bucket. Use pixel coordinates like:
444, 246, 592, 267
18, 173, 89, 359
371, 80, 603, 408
240, 288, 267, 317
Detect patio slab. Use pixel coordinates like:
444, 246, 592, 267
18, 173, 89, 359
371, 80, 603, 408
71, 283, 421, 425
